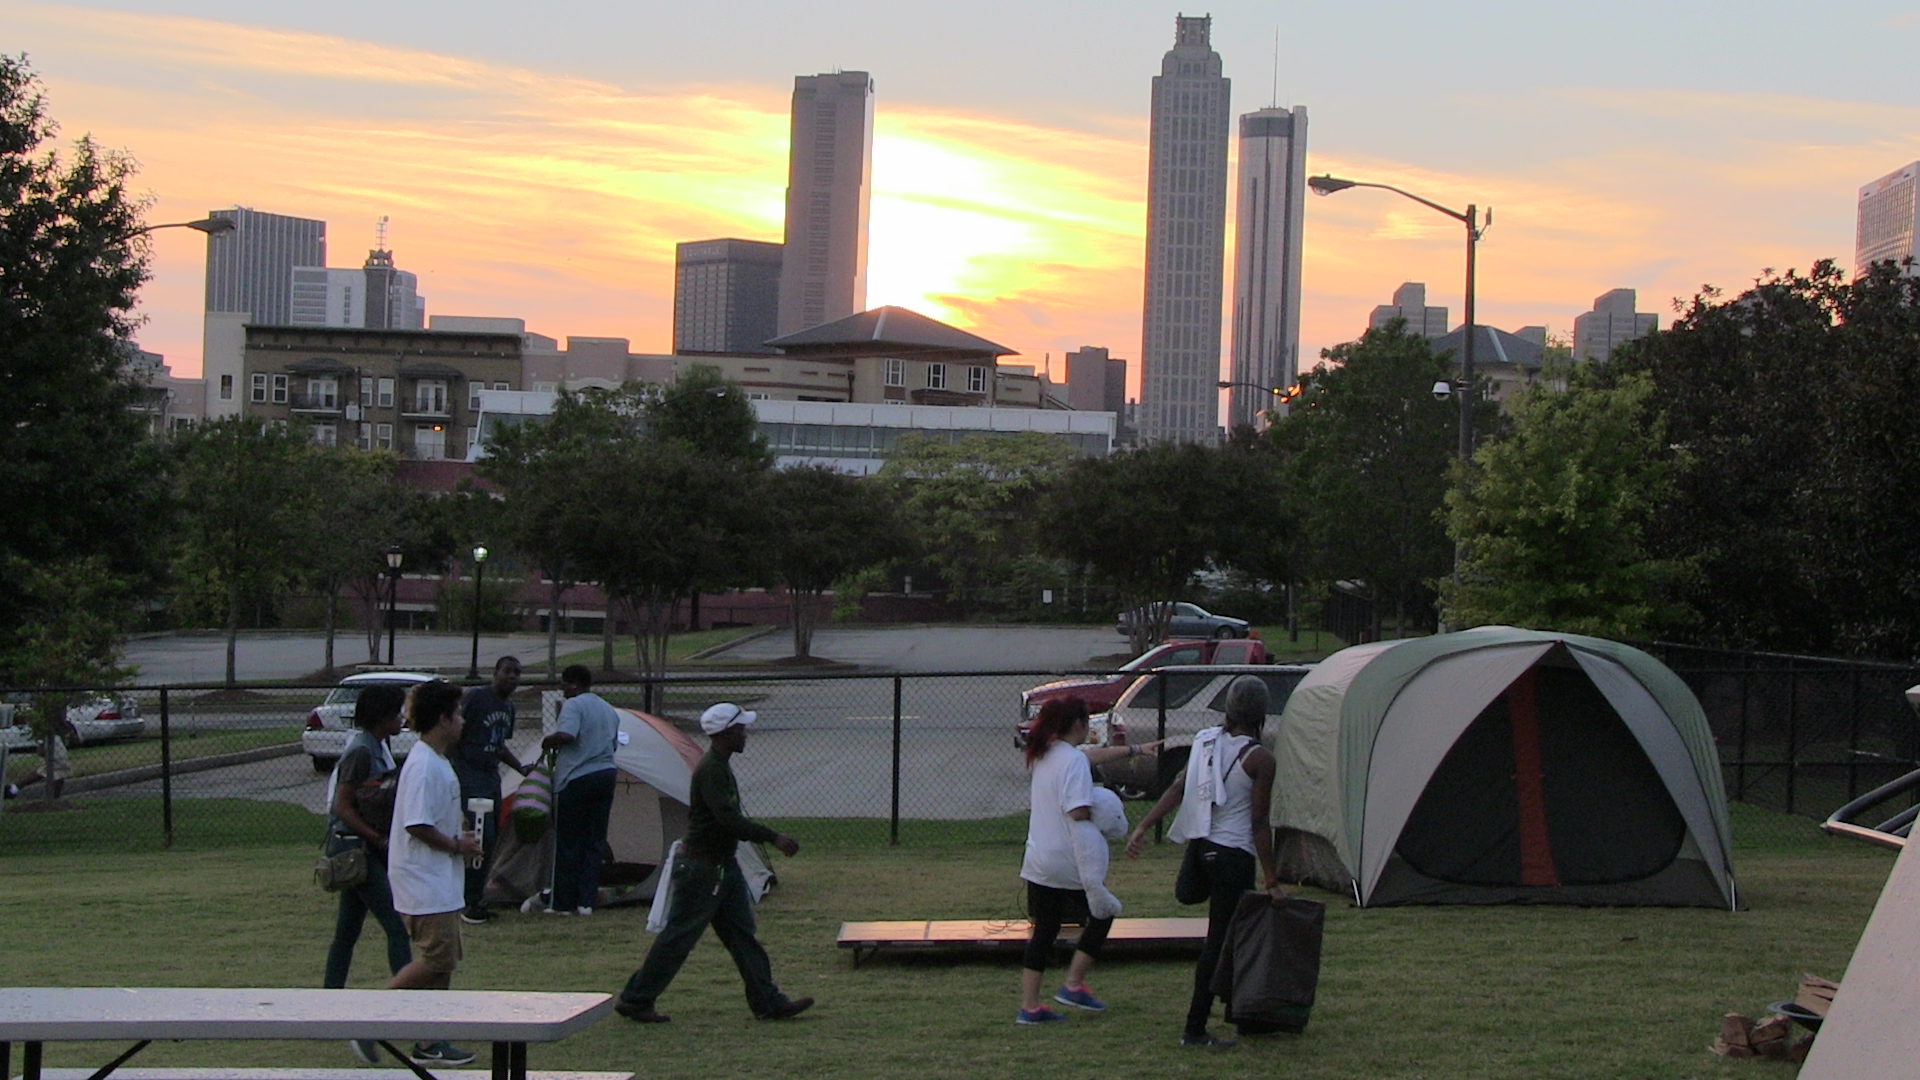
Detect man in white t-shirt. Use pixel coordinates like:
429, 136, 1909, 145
384, 679, 483, 1066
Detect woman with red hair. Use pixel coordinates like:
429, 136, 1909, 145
1015, 696, 1155, 1025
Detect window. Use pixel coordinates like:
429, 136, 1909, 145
415, 424, 447, 460
248, 374, 266, 403
967, 366, 987, 393
376, 378, 395, 408
271, 374, 288, 404
415, 380, 447, 413
311, 422, 337, 447
492, 381, 509, 391
925, 363, 946, 390
469, 381, 483, 413
467, 427, 480, 452
361, 377, 373, 404
375, 423, 393, 450
308, 376, 337, 408
358, 422, 372, 450
219, 374, 234, 401
883, 358, 905, 387
746, 391, 771, 400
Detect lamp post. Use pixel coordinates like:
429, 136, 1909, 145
1308, 174, 1489, 462
468, 544, 489, 680
384, 546, 403, 666
1215, 380, 1302, 426
123, 217, 236, 240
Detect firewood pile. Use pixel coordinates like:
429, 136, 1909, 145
1709, 974, 1836, 1063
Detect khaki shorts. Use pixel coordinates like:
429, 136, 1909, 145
402, 911, 463, 973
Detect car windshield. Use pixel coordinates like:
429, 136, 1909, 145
1202, 671, 1308, 714
1124, 671, 1216, 711
1120, 644, 1205, 672
322, 686, 362, 706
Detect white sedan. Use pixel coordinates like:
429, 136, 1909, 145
302, 672, 432, 772
0, 695, 145, 752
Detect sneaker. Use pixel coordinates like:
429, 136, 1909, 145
575, 906, 593, 916
614, 999, 670, 1024
1016, 1007, 1067, 1025
1053, 984, 1105, 1012
460, 905, 492, 925
542, 905, 572, 916
410, 1042, 476, 1065
1179, 1032, 1237, 1048
347, 1039, 379, 1065
757, 997, 814, 1021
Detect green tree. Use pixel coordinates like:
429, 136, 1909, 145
0, 56, 166, 683
879, 432, 1076, 615
174, 419, 314, 686
1441, 369, 1695, 637
1, 555, 135, 796
300, 447, 405, 671
763, 466, 902, 659
646, 365, 771, 466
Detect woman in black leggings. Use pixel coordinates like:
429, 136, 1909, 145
1127, 676, 1285, 1047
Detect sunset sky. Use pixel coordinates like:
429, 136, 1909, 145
12, 0, 1920, 399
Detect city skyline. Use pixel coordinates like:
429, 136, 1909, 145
13, 0, 1918, 403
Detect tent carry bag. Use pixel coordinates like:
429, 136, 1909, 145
1210, 892, 1325, 1035
512, 754, 556, 843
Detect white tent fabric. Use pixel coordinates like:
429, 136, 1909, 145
1272, 640, 1396, 861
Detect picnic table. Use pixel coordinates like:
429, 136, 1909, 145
0, 988, 616, 1080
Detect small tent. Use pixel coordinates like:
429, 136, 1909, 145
483, 709, 773, 909
1269, 627, 1735, 908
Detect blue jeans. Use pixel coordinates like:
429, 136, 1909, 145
552, 768, 616, 912
322, 838, 411, 987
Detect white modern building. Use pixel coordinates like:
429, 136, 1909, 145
1138, 15, 1231, 444
290, 250, 425, 331
1572, 288, 1657, 362
777, 71, 874, 336
1227, 106, 1309, 430
473, 392, 1113, 474
1368, 282, 1450, 339
1856, 162, 1920, 278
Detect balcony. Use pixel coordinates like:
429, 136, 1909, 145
289, 393, 343, 414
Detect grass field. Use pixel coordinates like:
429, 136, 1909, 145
0, 799, 1888, 1079
3, 728, 298, 786
550, 626, 767, 672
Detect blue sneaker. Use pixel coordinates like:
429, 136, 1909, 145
1053, 984, 1106, 1013
1016, 1006, 1066, 1025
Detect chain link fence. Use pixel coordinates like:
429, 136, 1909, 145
5, 654, 1913, 857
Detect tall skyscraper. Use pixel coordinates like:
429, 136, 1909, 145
203, 207, 326, 325
1856, 162, 1920, 278
1572, 288, 1656, 362
1139, 15, 1231, 443
1369, 282, 1449, 339
676, 239, 784, 352
1227, 106, 1308, 430
777, 71, 874, 336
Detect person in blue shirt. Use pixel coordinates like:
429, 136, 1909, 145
540, 664, 620, 916
453, 656, 529, 924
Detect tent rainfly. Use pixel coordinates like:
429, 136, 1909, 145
1267, 627, 1736, 908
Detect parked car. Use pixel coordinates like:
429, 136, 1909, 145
302, 671, 433, 772
1016, 637, 1271, 746
1115, 602, 1251, 640
1089, 664, 1311, 797
0, 694, 145, 752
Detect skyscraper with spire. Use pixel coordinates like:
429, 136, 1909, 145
1139, 14, 1231, 443
1227, 105, 1307, 430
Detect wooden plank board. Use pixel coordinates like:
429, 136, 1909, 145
1800, 840, 1920, 1079
837, 917, 1207, 951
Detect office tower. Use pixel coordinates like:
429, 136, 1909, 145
289, 251, 425, 330
676, 239, 785, 352
203, 207, 326, 325
1064, 346, 1128, 415
777, 71, 874, 336
1227, 106, 1308, 430
1369, 282, 1449, 339
1572, 288, 1657, 362
1139, 15, 1231, 443
1856, 162, 1920, 278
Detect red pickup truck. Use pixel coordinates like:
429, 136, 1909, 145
1015, 636, 1270, 746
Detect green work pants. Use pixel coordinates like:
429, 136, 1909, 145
621, 853, 787, 1017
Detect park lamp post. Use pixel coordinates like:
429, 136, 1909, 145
467, 544, 489, 680
1215, 380, 1302, 427
1307, 174, 1489, 463
124, 216, 236, 240
384, 546, 404, 666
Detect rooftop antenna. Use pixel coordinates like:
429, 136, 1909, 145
1270, 27, 1280, 109
375, 215, 390, 253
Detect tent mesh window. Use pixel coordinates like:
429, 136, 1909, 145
1394, 665, 1687, 887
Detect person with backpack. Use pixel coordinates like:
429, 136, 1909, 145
318, 684, 410, 1063
1126, 675, 1287, 1048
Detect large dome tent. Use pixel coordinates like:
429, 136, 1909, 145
1267, 627, 1735, 908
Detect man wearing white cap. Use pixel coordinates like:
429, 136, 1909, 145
614, 702, 813, 1024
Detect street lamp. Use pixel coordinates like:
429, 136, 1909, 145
384, 546, 404, 666
1308, 173, 1490, 462
124, 217, 236, 240
467, 544, 489, 680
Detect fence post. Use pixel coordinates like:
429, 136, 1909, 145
890, 676, 902, 847
160, 686, 173, 849
1153, 671, 1169, 843
1736, 653, 1751, 801
1849, 668, 1862, 803
1786, 659, 1798, 815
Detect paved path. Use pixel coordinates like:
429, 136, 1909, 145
122, 633, 579, 685
723, 625, 1121, 672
